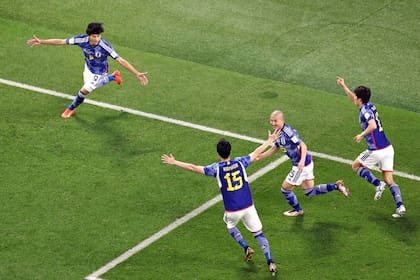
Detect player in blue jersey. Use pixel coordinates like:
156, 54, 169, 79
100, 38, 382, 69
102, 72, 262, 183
161, 130, 281, 274
336, 76, 406, 218
27, 22, 148, 118
258, 110, 350, 217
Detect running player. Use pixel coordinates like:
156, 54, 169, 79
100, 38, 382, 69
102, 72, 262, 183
27, 22, 148, 118
161, 130, 281, 274
258, 110, 349, 217
336, 76, 406, 218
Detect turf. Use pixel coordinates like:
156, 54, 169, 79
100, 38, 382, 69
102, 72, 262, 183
0, 1, 419, 280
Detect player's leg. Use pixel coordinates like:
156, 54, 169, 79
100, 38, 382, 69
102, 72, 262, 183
61, 87, 90, 118
242, 206, 277, 274
224, 211, 251, 258
380, 146, 405, 218
281, 175, 303, 216
353, 151, 386, 200
303, 180, 349, 198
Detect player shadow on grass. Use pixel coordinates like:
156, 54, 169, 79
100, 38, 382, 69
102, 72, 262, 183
292, 218, 362, 257
368, 209, 417, 246
73, 112, 157, 164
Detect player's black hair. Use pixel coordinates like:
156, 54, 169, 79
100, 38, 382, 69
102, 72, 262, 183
217, 139, 231, 159
86, 22, 104, 35
354, 85, 371, 104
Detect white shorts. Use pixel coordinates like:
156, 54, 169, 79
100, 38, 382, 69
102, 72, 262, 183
285, 161, 315, 186
82, 64, 108, 93
357, 145, 394, 172
223, 205, 262, 233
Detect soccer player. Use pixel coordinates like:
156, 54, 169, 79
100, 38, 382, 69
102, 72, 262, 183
27, 22, 148, 118
336, 76, 406, 218
257, 110, 349, 217
161, 130, 281, 274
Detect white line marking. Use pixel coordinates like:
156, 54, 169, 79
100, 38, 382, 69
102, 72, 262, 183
1, 78, 418, 181
85, 156, 288, 280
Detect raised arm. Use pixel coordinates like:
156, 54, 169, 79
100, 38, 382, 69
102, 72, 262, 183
336, 76, 358, 105
250, 129, 281, 162
161, 154, 205, 174
27, 35, 66, 47
116, 57, 149, 85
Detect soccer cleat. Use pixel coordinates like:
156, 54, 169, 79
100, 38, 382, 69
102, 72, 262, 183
61, 108, 74, 119
268, 262, 277, 275
283, 209, 304, 217
374, 181, 387, 201
392, 205, 406, 218
112, 70, 122, 85
244, 247, 255, 262
336, 180, 350, 197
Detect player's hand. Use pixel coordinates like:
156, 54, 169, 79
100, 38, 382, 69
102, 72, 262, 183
27, 35, 41, 47
161, 154, 176, 164
298, 161, 305, 171
137, 72, 148, 85
336, 76, 345, 87
268, 128, 281, 142
354, 134, 363, 143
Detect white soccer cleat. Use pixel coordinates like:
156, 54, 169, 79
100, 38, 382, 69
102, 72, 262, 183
374, 181, 387, 201
392, 205, 406, 218
244, 247, 255, 262
336, 180, 350, 197
283, 209, 304, 217
268, 262, 277, 275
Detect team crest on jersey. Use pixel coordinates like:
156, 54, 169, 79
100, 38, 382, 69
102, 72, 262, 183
88, 54, 94, 60
95, 51, 101, 58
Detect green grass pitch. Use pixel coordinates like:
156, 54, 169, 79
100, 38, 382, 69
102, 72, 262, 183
1, 1, 419, 279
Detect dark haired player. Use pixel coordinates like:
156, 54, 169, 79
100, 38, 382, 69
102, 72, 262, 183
337, 76, 406, 218
161, 130, 281, 274
27, 22, 148, 118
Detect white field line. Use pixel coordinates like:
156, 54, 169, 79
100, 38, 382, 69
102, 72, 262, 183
85, 155, 288, 280
1, 78, 418, 181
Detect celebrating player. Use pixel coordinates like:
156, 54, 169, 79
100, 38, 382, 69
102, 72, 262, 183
258, 110, 349, 217
161, 130, 281, 274
27, 22, 148, 118
336, 76, 406, 218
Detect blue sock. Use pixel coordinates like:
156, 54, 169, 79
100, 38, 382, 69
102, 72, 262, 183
68, 91, 86, 110
254, 232, 273, 264
357, 167, 380, 187
281, 187, 302, 211
304, 184, 336, 197
228, 227, 248, 250
389, 184, 403, 208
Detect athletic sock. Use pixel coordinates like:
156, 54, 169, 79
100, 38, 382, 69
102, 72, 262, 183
254, 232, 273, 263
68, 91, 86, 110
281, 187, 302, 211
357, 167, 381, 186
304, 183, 337, 197
389, 184, 403, 208
228, 227, 248, 249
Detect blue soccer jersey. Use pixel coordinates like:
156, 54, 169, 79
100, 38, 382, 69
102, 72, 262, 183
274, 123, 312, 166
359, 102, 391, 150
66, 35, 119, 74
204, 156, 253, 212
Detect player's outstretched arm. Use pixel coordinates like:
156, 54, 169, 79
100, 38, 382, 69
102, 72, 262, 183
161, 154, 205, 174
27, 35, 66, 47
116, 57, 149, 85
249, 129, 281, 162
336, 76, 357, 105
